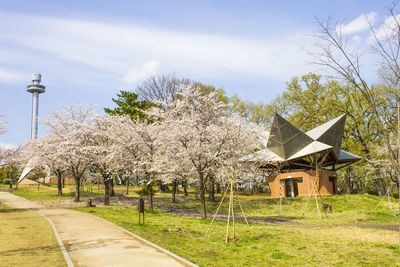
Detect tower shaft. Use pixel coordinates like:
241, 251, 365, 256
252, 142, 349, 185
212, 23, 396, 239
31, 91, 39, 139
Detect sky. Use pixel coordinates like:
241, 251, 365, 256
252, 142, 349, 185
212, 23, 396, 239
0, 0, 393, 149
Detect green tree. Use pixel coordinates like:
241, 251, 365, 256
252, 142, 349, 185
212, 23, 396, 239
104, 90, 155, 121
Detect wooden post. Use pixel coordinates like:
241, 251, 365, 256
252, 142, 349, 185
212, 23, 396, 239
138, 198, 145, 224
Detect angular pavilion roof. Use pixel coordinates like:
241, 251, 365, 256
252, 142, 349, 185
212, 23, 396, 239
286, 141, 332, 161
245, 113, 363, 168
306, 114, 346, 156
267, 114, 313, 159
338, 150, 362, 163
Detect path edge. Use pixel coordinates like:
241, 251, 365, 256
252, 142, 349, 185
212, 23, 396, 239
84, 211, 198, 267
39, 212, 75, 267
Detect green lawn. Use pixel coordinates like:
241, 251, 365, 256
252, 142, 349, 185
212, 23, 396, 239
10, 183, 104, 200
162, 192, 399, 224
3, 184, 399, 266
0, 202, 67, 266
8, 184, 399, 224
75, 205, 399, 267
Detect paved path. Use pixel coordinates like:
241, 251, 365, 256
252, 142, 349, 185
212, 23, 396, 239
0, 192, 194, 267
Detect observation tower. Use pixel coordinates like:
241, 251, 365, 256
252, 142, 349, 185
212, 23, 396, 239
27, 73, 45, 139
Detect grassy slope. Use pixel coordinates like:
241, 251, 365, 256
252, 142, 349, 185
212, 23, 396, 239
8, 184, 399, 224
5, 185, 399, 266
0, 202, 67, 267
75, 206, 399, 267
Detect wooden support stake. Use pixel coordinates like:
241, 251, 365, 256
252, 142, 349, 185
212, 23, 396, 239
279, 181, 283, 216
226, 180, 232, 243
314, 158, 322, 220
231, 181, 235, 239
236, 194, 252, 234
205, 185, 230, 237
302, 174, 318, 217
388, 189, 392, 210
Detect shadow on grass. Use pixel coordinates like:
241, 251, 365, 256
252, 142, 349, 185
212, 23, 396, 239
0, 208, 22, 213
0, 244, 60, 256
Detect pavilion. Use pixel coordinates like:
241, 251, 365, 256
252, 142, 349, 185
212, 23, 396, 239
243, 113, 361, 198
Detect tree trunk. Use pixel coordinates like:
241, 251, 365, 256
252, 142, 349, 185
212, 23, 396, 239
216, 183, 221, 194
74, 178, 80, 202
346, 169, 352, 194
147, 181, 154, 210
183, 180, 188, 196
110, 177, 115, 196
57, 176, 63, 196
172, 180, 177, 203
208, 177, 215, 202
159, 182, 168, 192
104, 178, 110, 205
56, 170, 63, 196
199, 175, 207, 219
126, 177, 129, 195
62, 177, 65, 188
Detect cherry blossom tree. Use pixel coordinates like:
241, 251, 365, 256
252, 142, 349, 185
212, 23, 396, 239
42, 105, 95, 202
108, 115, 162, 209
153, 85, 263, 219
90, 115, 126, 205
22, 134, 68, 195
1, 147, 23, 188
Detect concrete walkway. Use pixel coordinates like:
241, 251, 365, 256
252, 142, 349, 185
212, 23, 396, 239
0, 192, 195, 267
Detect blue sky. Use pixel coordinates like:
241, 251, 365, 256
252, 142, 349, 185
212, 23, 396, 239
0, 0, 391, 148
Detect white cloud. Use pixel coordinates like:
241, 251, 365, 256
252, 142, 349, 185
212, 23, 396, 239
0, 12, 313, 84
123, 60, 160, 84
371, 13, 400, 42
0, 142, 17, 150
351, 35, 362, 44
337, 12, 376, 35
0, 68, 26, 83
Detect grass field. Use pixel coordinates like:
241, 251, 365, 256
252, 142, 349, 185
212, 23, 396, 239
8, 183, 104, 200
0, 202, 67, 267
75, 205, 399, 266
3, 184, 399, 266
7, 184, 399, 224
